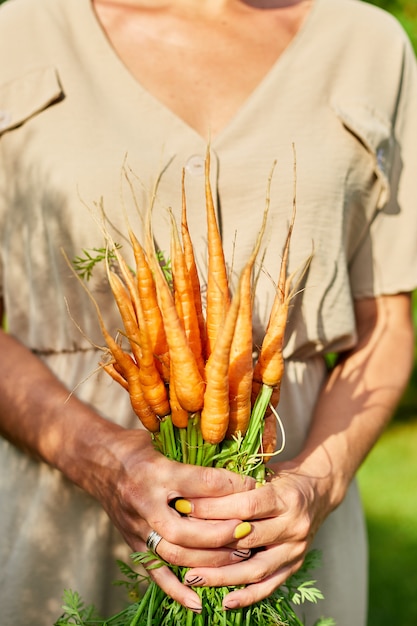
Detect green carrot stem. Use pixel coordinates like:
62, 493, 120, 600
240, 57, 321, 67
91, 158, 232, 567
188, 414, 199, 465
203, 442, 218, 467
242, 384, 273, 458
280, 598, 304, 626
147, 583, 157, 626
161, 415, 179, 460
179, 427, 188, 464
252, 464, 266, 483
186, 607, 195, 626
195, 420, 204, 466
128, 581, 155, 626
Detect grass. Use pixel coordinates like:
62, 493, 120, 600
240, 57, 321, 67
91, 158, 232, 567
358, 417, 417, 626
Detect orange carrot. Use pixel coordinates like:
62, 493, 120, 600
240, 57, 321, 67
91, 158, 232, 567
201, 285, 241, 444
204, 148, 230, 358
128, 228, 170, 383
252, 150, 298, 396
107, 269, 142, 365
99, 310, 160, 432
170, 209, 205, 376
146, 216, 205, 414
180, 169, 206, 360
226, 203, 269, 438
135, 309, 171, 419
107, 263, 171, 418
62, 247, 160, 431
100, 360, 129, 391
253, 292, 289, 392
124, 356, 161, 433
168, 361, 189, 428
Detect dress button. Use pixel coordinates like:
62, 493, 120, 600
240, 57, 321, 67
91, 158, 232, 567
0, 109, 12, 131
185, 154, 205, 176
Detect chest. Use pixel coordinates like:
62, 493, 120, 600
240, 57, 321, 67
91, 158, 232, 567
92, 1, 312, 137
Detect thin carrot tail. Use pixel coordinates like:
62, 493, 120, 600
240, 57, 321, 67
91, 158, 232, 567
100, 359, 129, 391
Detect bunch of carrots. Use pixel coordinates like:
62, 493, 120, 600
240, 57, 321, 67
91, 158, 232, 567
95, 151, 294, 478
61, 149, 331, 626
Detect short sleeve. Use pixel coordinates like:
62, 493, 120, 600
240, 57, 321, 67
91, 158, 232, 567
349, 35, 417, 298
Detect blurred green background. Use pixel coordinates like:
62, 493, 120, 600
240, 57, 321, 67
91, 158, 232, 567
0, 0, 416, 624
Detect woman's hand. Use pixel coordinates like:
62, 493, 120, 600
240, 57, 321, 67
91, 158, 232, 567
179, 293, 415, 608
82, 426, 256, 611
0, 327, 255, 612
177, 459, 328, 609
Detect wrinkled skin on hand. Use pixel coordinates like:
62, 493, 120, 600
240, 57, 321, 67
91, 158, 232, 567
180, 459, 329, 609
91, 428, 256, 610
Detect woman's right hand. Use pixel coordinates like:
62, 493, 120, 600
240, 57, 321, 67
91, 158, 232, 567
0, 327, 254, 610
83, 426, 255, 610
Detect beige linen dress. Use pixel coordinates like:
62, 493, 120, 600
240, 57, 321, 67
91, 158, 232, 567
1, 0, 417, 624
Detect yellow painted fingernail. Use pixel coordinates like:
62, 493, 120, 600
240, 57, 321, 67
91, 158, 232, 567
174, 498, 193, 515
234, 521, 252, 539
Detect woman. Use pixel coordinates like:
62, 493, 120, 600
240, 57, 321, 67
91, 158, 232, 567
0, 0, 416, 624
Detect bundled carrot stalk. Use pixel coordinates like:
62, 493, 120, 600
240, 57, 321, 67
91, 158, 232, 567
63, 148, 330, 626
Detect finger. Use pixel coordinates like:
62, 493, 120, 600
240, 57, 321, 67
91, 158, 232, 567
183, 483, 283, 521
232, 516, 311, 552
150, 513, 254, 550
183, 543, 303, 589
222, 558, 304, 609
133, 522, 252, 567
146, 563, 203, 613
156, 540, 252, 568
164, 463, 256, 500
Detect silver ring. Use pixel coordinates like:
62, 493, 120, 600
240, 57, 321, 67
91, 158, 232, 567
146, 529, 163, 555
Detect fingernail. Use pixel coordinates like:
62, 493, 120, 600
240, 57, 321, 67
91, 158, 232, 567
186, 603, 202, 613
232, 548, 251, 560
173, 498, 193, 515
224, 599, 240, 610
185, 575, 205, 586
233, 521, 252, 539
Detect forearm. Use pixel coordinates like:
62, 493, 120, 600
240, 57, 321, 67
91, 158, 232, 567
281, 294, 415, 511
0, 328, 151, 497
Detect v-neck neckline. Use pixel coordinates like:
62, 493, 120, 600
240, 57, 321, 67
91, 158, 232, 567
84, 0, 322, 144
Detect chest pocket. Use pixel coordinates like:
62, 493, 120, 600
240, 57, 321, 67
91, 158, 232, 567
331, 99, 393, 210
0, 66, 63, 136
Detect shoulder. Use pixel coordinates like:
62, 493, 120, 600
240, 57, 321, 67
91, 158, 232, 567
0, 0, 73, 82
318, 0, 411, 49
313, 0, 416, 104
0, 0, 56, 34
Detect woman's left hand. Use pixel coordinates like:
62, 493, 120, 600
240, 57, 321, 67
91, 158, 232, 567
180, 460, 331, 609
